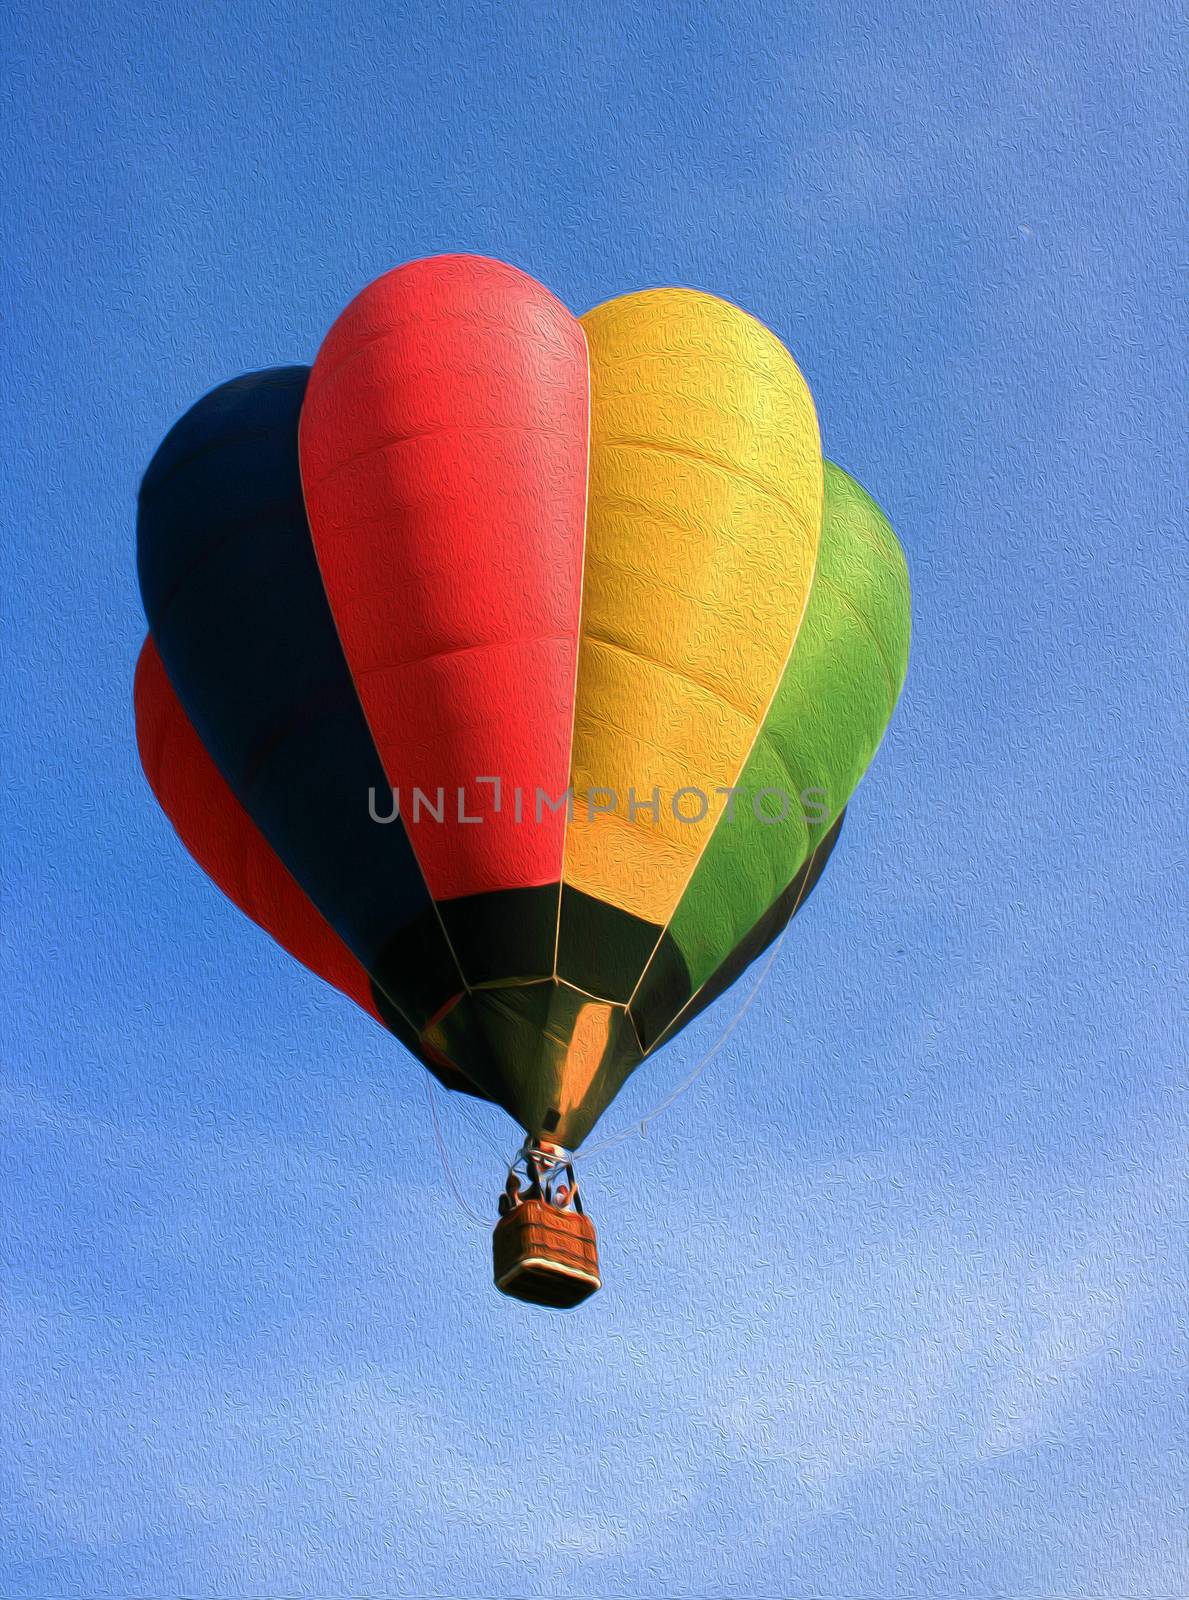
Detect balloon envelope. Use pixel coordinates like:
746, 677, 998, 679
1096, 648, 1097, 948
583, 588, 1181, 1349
136, 256, 910, 1149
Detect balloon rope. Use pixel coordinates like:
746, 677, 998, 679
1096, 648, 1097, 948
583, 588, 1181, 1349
451, 1092, 509, 1161
425, 1075, 489, 1230
583, 919, 792, 1164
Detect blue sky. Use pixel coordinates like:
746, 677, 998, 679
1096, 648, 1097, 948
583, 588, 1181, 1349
2, 0, 1185, 1594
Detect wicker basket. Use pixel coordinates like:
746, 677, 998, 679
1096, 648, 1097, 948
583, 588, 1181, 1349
492, 1199, 601, 1308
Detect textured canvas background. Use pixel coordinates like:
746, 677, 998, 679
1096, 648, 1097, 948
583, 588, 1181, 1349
2, 0, 1184, 1594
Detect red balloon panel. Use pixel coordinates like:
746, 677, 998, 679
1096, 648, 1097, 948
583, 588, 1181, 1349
299, 255, 589, 902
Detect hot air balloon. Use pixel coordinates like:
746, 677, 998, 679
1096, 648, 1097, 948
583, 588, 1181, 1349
135, 255, 910, 1308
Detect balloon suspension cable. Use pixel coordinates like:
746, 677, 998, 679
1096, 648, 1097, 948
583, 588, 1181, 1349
583, 917, 794, 1163
425, 1075, 489, 1230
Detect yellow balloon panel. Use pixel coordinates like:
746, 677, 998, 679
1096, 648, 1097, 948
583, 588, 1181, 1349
565, 289, 823, 926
